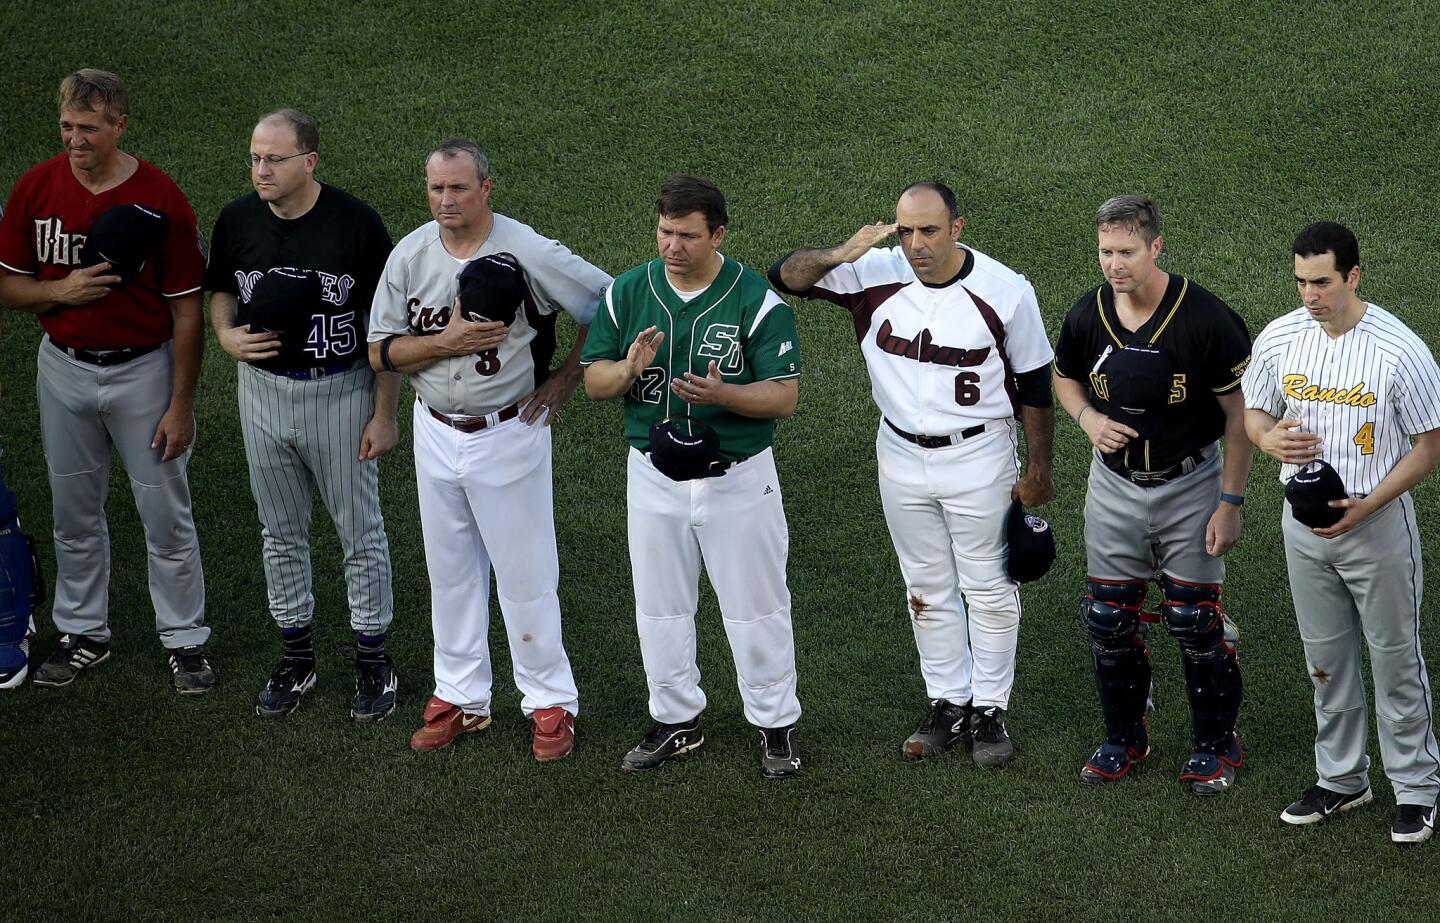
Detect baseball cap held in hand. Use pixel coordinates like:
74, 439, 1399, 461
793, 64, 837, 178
1104, 344, 1173, 440
78, 203, 169, 283
1286, 460, 1348, 529
243, 267, 324, 335
456, 252, 526, 325
1005, 498, 1056, 583
649, 416, 722, 482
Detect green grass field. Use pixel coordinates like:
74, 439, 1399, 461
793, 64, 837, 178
4, 1, 1440, 918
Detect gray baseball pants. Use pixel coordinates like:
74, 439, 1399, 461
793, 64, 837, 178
237, 360, 392, 633
1282, 493, 1440, 806
36, 337, 208, 648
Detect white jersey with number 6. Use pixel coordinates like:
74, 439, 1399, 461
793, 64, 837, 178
804, 244, 1053, 433
1243, 303, 1440, 494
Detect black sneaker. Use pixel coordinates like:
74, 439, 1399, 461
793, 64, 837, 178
1392, 804, 1436, 847
255, 655, 317, 719
1280, 785, 1373, 826
621, 717, 704, 772
351, 654, 398, 723
972, 706, 1014, 768
759, 725, 801, 780
902, 699, 971, 761
168, 645, 216, 696
32, 635, 111, 687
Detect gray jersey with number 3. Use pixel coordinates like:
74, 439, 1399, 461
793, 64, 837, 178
368, 214, 611, 416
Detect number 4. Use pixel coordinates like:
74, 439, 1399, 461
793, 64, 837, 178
1353, 422, 1375, 455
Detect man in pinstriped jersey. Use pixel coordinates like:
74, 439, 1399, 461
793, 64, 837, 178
1246, 221, 1440, 846
206, 109, 400, 722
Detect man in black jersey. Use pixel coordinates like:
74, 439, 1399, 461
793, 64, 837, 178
206, 109, 400, 722
1052, 195, 1253, 794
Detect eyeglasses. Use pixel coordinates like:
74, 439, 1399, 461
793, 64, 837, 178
245, 151, 312, 168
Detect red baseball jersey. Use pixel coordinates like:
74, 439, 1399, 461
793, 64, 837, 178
0, 153, 204, 349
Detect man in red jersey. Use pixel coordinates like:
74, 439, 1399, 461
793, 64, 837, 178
0, 69, 213, 693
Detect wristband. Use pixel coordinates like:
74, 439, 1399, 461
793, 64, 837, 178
379, 336, 397, 373
1220, 492, 1245, 506
1077, 405, 1092, 425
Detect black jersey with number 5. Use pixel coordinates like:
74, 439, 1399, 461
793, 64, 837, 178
1054, 274, 1251, 473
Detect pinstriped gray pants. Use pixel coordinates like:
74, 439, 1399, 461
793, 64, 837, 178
237, 361, 393, 633
1282, 493, 1440, 806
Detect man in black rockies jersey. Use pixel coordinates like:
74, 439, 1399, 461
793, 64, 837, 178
206, 109, 400, 722
1052, 195, 1253, 794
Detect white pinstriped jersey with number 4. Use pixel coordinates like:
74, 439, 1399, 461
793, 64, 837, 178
1243, 303, 1440, 494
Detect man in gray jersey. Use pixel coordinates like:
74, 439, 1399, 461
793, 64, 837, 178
206, 109, 399, 722
368, 139, 610, 760
1245, 221, 1440, 846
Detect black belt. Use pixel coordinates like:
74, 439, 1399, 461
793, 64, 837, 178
1117, 450, 1208, 487
51, 341, 163, 366
425, 401, 521, 434
263, 359, 363, 381
885, 418, 986, 449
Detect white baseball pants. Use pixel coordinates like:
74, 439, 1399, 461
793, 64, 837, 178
413, 404, 578, 717
876, 420, 1021, 710
626, 447, 801, 729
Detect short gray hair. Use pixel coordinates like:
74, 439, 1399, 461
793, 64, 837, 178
428, 138, 490, 183
1095, 194, 1161, 243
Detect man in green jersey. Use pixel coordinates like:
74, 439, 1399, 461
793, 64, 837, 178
582, 175, 803, 779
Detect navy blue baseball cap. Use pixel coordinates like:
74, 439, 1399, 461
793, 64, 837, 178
457, 252, 526, 325
1286, 460, 1348, 529
78, 203, 169, 283
1005, 499, 1056, 584
1104, 344, 1173, 439
243, 267, 324, 335
649, 416, 722, 482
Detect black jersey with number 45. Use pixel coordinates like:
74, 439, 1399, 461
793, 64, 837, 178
1054, 274, 1251, 473
205, 183, 392, 371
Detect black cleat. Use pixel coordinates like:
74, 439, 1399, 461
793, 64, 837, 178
351, 654, 398, 723
168, 645, 216, 696
621, 717, 704, 772
1392, 804, 1435, 847
255, 655, 317, 719
1280, 785, 1373, 826
902, 699, 971, 761
759, 724, 801, 780
32, 635, 111, 688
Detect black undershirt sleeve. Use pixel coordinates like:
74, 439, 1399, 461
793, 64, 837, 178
1015, 365, 1052, 407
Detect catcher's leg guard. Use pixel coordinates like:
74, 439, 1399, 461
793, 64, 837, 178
0, 473, 41, 687
1160, 574, 1242, 754
1080, 578, 1151, 748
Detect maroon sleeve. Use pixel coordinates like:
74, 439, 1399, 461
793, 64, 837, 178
0, 174, 36, 274
155, 178, 204, 297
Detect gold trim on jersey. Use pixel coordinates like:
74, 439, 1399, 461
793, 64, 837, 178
1094, 276, 1188, 348
1212, 375, 1244, 394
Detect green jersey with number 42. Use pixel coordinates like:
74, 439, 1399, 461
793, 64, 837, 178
581, 255, 802, 460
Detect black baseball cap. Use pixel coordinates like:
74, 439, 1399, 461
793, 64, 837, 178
456, 252, 526, 325
78, 203, 169, 283
1286, 460, 1348, 529
1004, 498, 1056, 584
1104, 344, 1173, 439
243, 267, 324, 335
649, 416, 722, 482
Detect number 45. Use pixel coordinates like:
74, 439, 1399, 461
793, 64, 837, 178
306, 312, 356, 359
